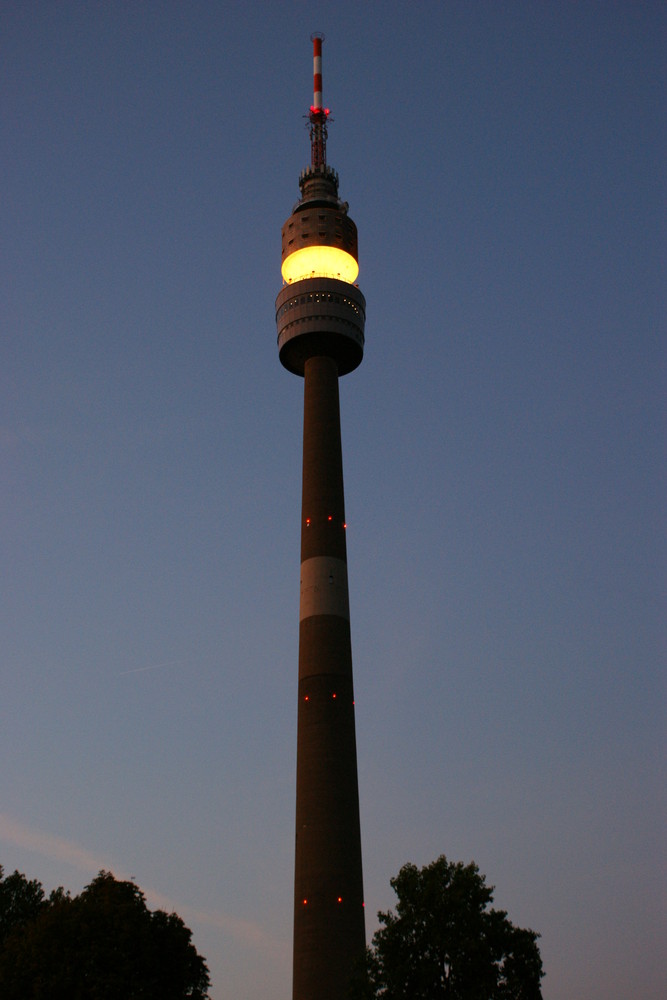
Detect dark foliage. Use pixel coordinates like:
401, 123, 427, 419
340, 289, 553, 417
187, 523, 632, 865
0, 867, 46, 945
351, 855, 543, 1000
0, 868, 210, 1000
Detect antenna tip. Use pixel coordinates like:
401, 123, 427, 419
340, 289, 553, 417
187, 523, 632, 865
311, 31, 325, 42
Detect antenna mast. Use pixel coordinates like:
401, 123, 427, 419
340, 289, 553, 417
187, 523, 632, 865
309, 32, 330, 169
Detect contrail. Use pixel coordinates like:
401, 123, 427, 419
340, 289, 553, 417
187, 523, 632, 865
117, 660, 181, 676
0, 813, 114, 874
0, 813, 287, 960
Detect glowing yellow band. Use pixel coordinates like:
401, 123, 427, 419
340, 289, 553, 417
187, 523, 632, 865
281, 245, 359, 285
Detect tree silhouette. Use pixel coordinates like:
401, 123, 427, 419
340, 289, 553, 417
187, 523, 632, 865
352, 855, 543, 999
0, 868, 210, 999
0, 867, 48, 945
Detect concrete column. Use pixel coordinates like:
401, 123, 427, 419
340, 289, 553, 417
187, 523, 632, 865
292, 354, 365, 1000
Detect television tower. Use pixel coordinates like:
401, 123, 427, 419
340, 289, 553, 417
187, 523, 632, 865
275, 34, 366, 1000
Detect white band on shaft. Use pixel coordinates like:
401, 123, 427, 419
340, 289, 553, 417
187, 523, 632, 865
300, 556, 350, 621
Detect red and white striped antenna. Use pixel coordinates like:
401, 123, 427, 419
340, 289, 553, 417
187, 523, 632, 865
312, 33, 323, 112
308, 32, 330, 169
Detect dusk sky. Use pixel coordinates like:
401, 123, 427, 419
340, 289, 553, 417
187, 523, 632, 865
2, 3, 664, 998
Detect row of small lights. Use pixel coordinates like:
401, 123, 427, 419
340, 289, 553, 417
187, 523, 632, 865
305, 516, 347, 528
303, 693, 354, 704
303, 691, 354, 705
302, 897, 364, 906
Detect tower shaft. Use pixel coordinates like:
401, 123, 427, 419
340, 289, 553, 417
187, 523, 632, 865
293, 355, 365, 998
276, 35, 366, 1000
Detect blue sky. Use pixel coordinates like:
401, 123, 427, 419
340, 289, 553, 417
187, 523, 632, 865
2, 3, 664, 998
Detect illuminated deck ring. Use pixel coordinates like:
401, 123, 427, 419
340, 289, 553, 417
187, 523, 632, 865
281, 246, 359, 285
276, 277, 365, 377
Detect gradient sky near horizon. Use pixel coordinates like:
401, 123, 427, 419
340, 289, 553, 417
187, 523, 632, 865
2, 3, 664, 998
